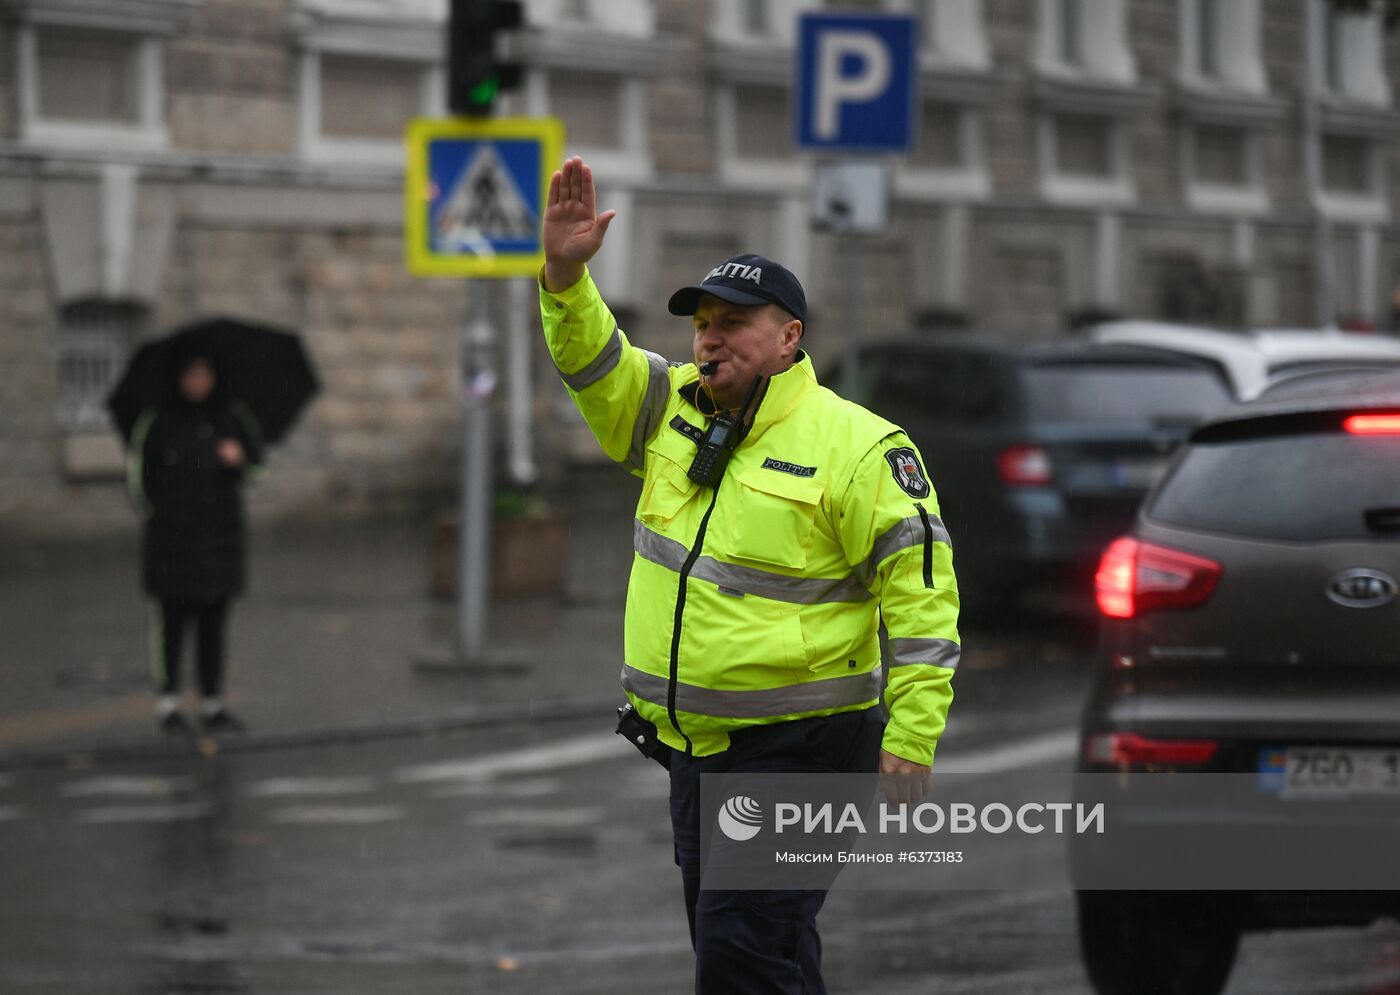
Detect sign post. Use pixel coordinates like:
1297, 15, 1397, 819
405, 116, 562, 665
795, 12, 915, 402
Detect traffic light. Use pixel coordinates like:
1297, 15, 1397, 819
448, 0, 522, 116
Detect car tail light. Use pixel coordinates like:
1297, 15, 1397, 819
1085, 732, 1218, 766
997, 445, 1053, 485
1095, 536, 1222, 618
1344, 413, 1400, 435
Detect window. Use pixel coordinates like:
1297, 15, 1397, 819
319, 55, 424, 141
743, 0, 770, 34
13, 14, 173, 148
898, 99, 990, 201
714, 80, 802, 188
910, 0, 990, 69
1194, 126, 1247, 186
1055, 114, 1113, 177
711, 0, 818, 46
522, 18, 657, 184
546, 71, 625, 150
56, 301, 143, 433
1025, 362, 1231, 426
1323, 134, 1376, 195
1194, 0, 1218, 80
734, 86, 790, 160
895, 1, 992, 201
1037, 0, 1133, 81
1174, 1, 1271, 213
1318, 0, 1389, 105
36, 29, 137, 123
1058, 0, 1084, 67
302, 49, 436, 160
1180, 0, 1265, 93
910, 103, 964, 169
527, 0, 656, 36
294, 0, 443, 165
1037, 111, 1133, 206
1150, 432, 1398, 541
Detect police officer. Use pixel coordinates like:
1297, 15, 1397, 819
540, 157, 958, 994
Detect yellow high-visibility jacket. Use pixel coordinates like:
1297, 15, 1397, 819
540, 269, 958, 764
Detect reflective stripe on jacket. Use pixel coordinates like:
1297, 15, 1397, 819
540, 269, 958, 764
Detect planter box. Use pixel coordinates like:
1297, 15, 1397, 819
429, 512, 569, 600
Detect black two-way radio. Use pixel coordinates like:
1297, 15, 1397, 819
687, 369, 765, 488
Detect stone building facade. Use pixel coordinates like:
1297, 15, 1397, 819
1, 0, 1397, 536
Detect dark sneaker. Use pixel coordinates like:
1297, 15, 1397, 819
201, 708, 247, 735
159, 710, 193, 736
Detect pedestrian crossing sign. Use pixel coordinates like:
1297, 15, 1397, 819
404, 116, 564, 277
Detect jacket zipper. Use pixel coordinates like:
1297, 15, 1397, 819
667, 484, 722, 754
914, 502, 935, 590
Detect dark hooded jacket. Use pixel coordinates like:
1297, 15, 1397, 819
128, 354, 263, 602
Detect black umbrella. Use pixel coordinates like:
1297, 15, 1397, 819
107, 317, 319, 445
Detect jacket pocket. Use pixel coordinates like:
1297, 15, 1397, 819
637, 444, 699, 537
720, 466, 823, 570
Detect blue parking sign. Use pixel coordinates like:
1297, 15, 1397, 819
795, 13, 917, 153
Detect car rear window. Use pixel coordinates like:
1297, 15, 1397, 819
1149, 431, 1400, 541
1023, 364, 1232, 425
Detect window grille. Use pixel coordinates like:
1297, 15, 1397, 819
56, 301, 143, 432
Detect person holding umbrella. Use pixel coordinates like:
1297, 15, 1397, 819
111, 317, 319, 736
126, 344, 260, 733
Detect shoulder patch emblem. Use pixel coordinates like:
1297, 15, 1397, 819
884, 447, 930, 499
761, 457, 817, 478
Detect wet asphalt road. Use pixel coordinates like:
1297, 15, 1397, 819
3, 627, 1400, 994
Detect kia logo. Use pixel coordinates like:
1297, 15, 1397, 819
1327, 569, 1398, 608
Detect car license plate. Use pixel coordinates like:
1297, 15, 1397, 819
1109, 457, 1167, 489
1258, 747, 1400, 799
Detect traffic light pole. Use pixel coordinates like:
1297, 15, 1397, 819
414, 0, 529, 670
457, 281, 497, 662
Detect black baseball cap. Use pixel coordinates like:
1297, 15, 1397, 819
667, 253, 807, 326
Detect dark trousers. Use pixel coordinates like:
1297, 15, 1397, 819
668, 708, 884, 995
153, 598, 229, 698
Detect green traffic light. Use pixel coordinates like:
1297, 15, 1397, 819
469, 76, 500, 105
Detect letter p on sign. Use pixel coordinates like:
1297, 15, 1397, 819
796, 13, 916, 153
815, 32, 891, 139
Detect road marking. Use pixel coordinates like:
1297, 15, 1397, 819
397, 726, 1077, 787
0, 805, 26, 822
0, 693, 151, 748
62, 775, 196, 798
76, 802, 213, 824
619, 766, 670, 799
434, 777, 563, 799
933, 728, 1078, 775
269, 805, 406, 825
466, 807, 605, 830
395, 731, 629, 784
246, 777, 376, 799
0, 773, 14, 789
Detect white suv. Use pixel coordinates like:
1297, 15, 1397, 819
1088, 321, 1400, 400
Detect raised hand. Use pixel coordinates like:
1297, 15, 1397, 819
542, 156, 616, 293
